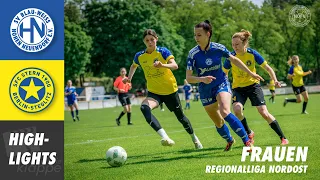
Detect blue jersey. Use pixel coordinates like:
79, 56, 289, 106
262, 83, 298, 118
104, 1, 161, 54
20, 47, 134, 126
183, 84, 192, 95
65, 86, 77, 102
187, 42, 230, 94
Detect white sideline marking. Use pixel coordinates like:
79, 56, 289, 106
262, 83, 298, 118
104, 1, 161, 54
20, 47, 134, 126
65, 126, 215, 146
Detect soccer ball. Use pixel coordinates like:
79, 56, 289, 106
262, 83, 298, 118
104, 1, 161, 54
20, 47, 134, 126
106, 146, 127, 167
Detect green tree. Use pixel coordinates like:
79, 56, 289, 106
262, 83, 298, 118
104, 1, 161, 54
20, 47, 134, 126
64, 18, 92, 82
84, 0, 184, 88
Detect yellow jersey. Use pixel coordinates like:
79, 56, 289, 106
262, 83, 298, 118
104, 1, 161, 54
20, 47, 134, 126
133, 47, 178, 95
269, 80, 275, 90
288, 65, 304, 87
223, 48, 267, 88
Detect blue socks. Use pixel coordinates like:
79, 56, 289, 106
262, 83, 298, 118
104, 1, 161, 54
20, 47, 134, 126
185, 102, 190, 109
71, 111, 74, 119
224, 113, 249, 143
216, 124, 233, 143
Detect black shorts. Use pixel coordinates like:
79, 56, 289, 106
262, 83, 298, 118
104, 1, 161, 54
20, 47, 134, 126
118, 93, 131, 106
292, 85, 306, 95
232, 83, 266, 106
147, 91, 181, 112
270, 90, 275, 93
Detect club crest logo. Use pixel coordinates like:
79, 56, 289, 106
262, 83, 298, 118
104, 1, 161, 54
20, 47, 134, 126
10, 8, 54, 52
9, 68, 55, 113
205, 58, 213, 65
246, 60, 252, 66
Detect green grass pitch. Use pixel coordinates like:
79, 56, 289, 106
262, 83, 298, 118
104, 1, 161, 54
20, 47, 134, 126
65, 94, 320, 180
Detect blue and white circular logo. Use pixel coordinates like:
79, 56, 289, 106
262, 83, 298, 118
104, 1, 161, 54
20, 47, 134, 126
205, 58, 213, 65
10, 8, 54, 52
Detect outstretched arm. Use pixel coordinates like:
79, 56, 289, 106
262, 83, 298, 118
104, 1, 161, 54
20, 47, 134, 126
123, 64, 138, 83
228, 55, 264, 81
287, 74, 294, 80
186, 70, 216, 84
303, 70, 312, 76
153, 58, 178, 70
262, 64, 281, 87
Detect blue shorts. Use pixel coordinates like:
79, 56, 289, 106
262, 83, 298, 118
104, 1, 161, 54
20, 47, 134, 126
185, 94, 191, 100
68, 99, 77, 106
199, 81, 232, 106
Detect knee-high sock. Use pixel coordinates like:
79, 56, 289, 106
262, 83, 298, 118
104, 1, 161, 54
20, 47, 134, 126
71, 111, 74, 119
224, 113, 249, 143
241, 117, 251, 134
216, 124, 233, 143
127, 112, 131, 123
140, 105, 162, 131
117, 111, 125, 120
302, 102, 308, 113
269, 120, 286, 139
173, 108, 194, 134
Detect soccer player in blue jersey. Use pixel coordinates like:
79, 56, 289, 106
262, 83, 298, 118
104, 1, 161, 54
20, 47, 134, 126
65, 80, 80, 122
223, 30, 288, 145
183, 79, 192, 110
186, 20, 263, 151
123, 29, 203, 149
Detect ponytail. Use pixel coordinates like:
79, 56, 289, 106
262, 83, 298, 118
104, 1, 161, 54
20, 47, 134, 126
232, 29, 252, 47
195, 20, 212, 50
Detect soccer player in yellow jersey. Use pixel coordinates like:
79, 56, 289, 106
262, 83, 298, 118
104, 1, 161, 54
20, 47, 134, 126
284, 55, 312, 114
223, 30, 289, 145
268, 79, 276, 103
123, 29, 203, 149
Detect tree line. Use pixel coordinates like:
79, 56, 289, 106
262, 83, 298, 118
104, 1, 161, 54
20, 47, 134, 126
64, 0, 320, 91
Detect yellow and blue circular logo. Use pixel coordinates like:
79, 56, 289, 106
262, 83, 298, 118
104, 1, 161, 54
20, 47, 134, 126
9, 67, 55, 113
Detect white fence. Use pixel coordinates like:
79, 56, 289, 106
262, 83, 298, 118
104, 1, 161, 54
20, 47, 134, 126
262, 85, 320, 95
65, 85, 320, 110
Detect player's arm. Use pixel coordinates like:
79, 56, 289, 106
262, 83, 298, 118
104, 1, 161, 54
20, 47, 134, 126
287, 74, 294, 80
222, 59, 231, 77
186, 70, 216, 84
123, 63, 138, 83
189, 85, 193, 93
287, 66, 294, 80
303, 70, 312, 76
153, 58, 178, 70
113, 86, 119, 92
123, 53, 140, 83
65, 89, 72, 96
155, 47, 178, 70
113, 86, 125, 93
262, 64, 281, 87
228, 55, 264, 81
113, 77, 122, 93
185, 51, 215, 84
